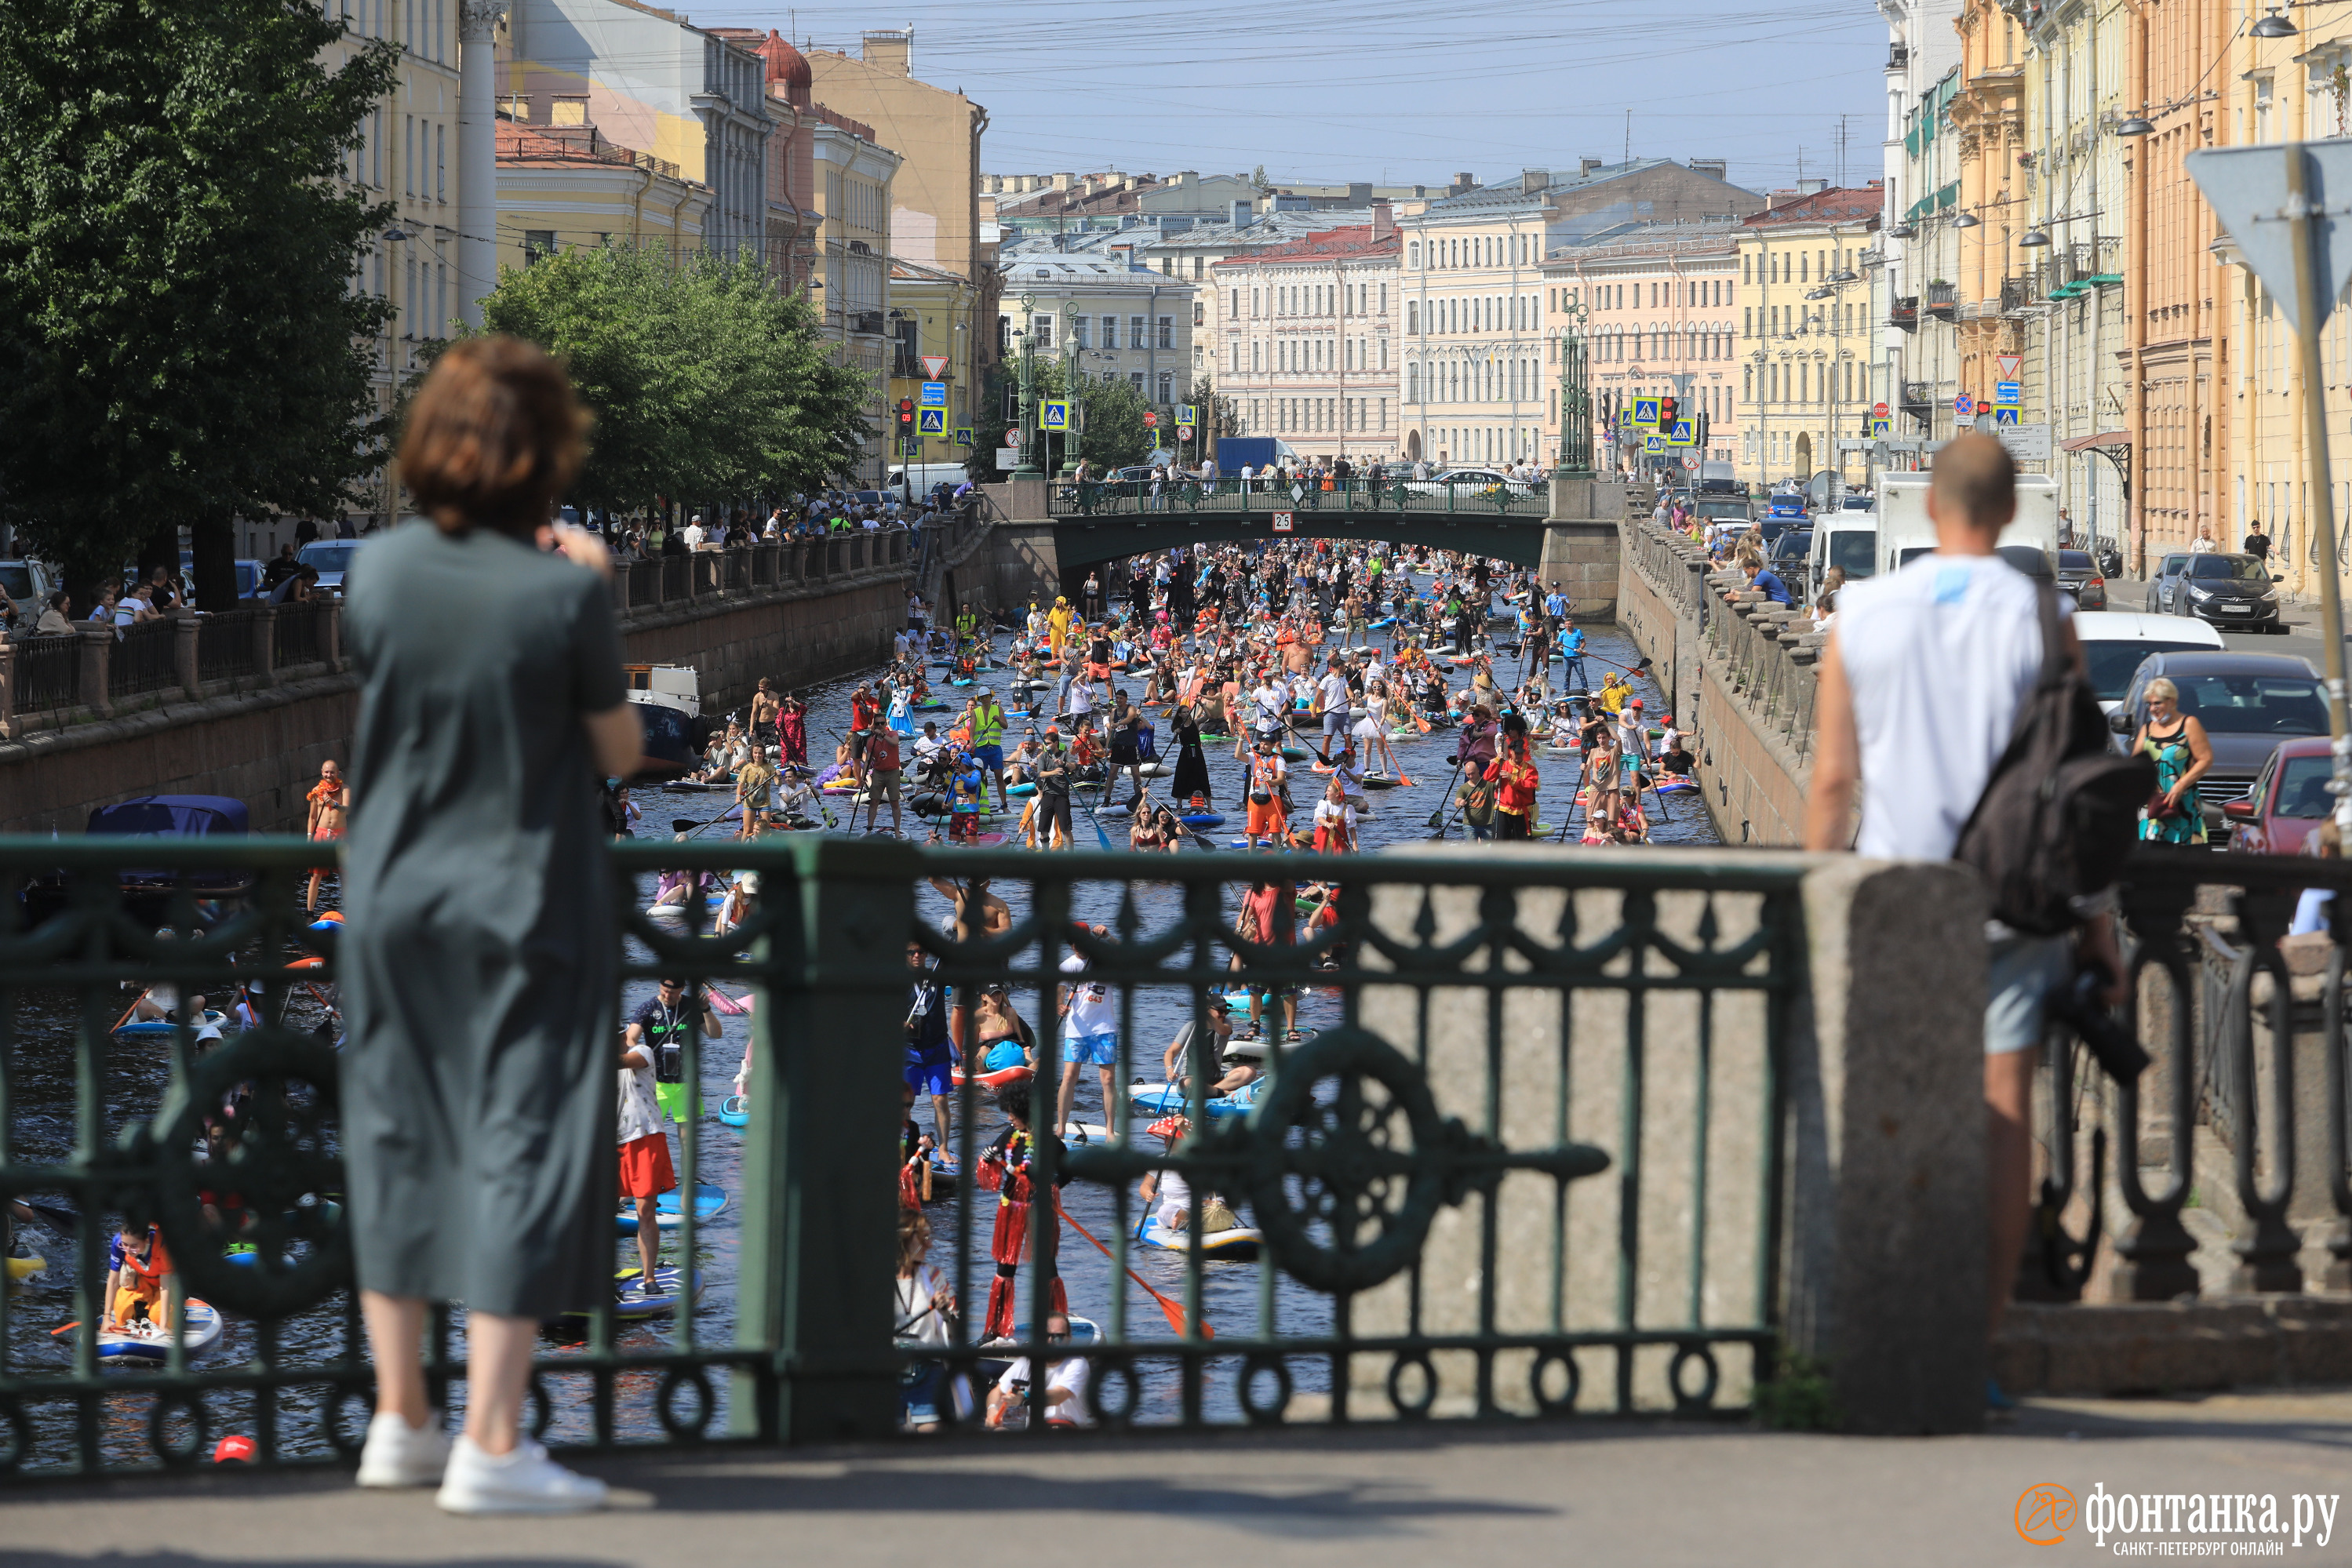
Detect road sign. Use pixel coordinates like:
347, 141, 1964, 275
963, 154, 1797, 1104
1997, 354, 2022, 382
1955, 393, 1976, 417
1870, 415, 1892, 438
1143, 410, 1159, 427
1174, 404, 1196, 427
901, 437, 920, 457
954, 427, 972, 447
1680, 452, 1699, 471
1041, 400, 1069, 431
1666, 418, 1695, 447
919, 408, 945, 433
1178, 426, 1193, 441
1994, 406, 2019, 426
919, 381, 947, 408
921, 355, 949, 380
1872, 401, 1890, 417
1003, 427, 1020, 447
1995, 422, 2052, 461
1644, 434, 1665, 454
1633, 398, 1661, 429
1272, 511, 1294, 532
1994, 380, 2022, 406
2190, 143, 2352, 329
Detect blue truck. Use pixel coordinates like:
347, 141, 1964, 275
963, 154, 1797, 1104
1209, 436, 1295, 472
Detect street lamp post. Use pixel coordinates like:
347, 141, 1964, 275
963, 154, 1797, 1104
1013, 292, 1040, 480
1061, 304, 1083, 479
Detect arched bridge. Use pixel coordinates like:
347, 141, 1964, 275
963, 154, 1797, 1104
1045, 477, 1563, 567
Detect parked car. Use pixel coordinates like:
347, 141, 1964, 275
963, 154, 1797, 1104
2055, 548, 2107, 610
1769, 529, 1812, 591
176, 551, 266, 602
295, 540, 365, 597
1406, 467, 1537, 499
0, 558, 58, 629
2223, 735, 2338, 857
2145, 551, 2192, 614
2113, 650, 2328, 831
2071, 610, 2224, 719
2171, 551, 2285, 630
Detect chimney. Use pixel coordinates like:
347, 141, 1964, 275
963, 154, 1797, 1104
1520, 168, 1550, 194
1689, 158, 1728, 181
1348, 180, 1371, 202
860, 27, 912, 75
1796, 177, 1828, 195
1580, 157, 1604, 177
1050, 172, 1072, 193
1231, 198, 1254, 228
1371, 201, 1393, 238
1451, 171, 1476, 195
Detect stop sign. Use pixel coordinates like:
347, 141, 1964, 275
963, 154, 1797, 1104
1143, 411, 1159, 427
1872, 401, 1889, 417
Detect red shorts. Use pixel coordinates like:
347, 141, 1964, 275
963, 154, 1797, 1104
617, 1133, 676, 1199
1247, 799, 1287, 836
1087, 661, 1109, 680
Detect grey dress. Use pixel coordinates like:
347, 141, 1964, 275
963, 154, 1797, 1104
340, 523, 628, 1318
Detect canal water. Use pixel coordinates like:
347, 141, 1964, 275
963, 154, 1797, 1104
2, 569, 1717, 1465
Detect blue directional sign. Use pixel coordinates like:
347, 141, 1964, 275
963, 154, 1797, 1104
1041, 400, 1070, 431
919, 380, 947, 408
1633, 398, 1662, 429
1666, 418, 1695, 447
1994, 380, 2022, 406
919, 408, 945, 433
1994, 406, 2020, 426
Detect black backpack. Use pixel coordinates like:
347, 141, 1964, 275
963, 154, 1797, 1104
1952, 582, 2154, 935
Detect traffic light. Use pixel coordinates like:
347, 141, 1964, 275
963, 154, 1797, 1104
1657, 396, 1679, 431
1696, 410, 1710, 448
896, 398, 916, 435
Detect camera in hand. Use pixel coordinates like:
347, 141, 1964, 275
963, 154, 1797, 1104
2046, 964, 2149, 1082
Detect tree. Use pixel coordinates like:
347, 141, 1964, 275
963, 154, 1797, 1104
1189, 376, 1240, 438
0, 0, 399, 608
1075, 375, 1153, 470
474, 244, 870, 511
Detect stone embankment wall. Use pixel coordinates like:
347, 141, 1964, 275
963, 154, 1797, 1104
1615, 519, 1820, 846
0, 549, 909, 835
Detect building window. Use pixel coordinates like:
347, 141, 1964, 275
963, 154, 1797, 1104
1101, 315, 1116, 347
435, 122, 445, 202
1032, 313, 1054, 349
1074, 317, 1089, 349
1409, 242, 1420, 268
1131, 372, 1145, 393
522, 230, 555, 266
1193, 301, 1204, 327
1129, 316, 1145, 348
1158, 316, 1173, 348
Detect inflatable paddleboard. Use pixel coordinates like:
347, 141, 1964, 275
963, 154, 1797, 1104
1657, 777, 1697, 793
1138, 762, 1171, 778
1059, 1122, 1114, 1145
8, 1252, 46, 1283
89, 1299, 224, 1362
570, 1265, 703, 1320
939, 832, 1009, 847
1180, 812, 1225, 828
615, 1184, 727, 1235
953, 1063, 1032, 1090
1128, 1082, 1251, 1121
1138, 1215, 1262, 1259
115, 1010, 229, 1039
646, 893, 728, 919
1006, 781, 1039, 797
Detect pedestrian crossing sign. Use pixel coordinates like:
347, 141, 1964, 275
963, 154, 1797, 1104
1644, 434, 1665, 454
1666, 419, 1695, 447
954, 426, 973, 447
1174, 404, 1196, 427
1041, 400, 1070, 431
1994, 406, 2020, 425
919, 408, 945, 434
1633, 398, 1661, 429
1870, 416, 1892, 438
919, 381, 947, 408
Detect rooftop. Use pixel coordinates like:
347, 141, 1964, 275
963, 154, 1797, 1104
1744, 183, 1885, 228
1210, 224, 1400, 268
495, 119, 686, 184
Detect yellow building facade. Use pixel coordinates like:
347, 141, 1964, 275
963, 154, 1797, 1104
493, 119, 712, 276
1736, 187, 1882, 487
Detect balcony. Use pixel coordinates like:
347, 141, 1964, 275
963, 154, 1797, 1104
850, 310, 885, 337
1899, 380, 1934, 420
1923, 282, 1957, 321
1888, 295, 1919, 333
2000, 275, 2035, 315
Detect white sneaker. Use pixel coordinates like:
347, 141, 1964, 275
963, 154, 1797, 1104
435, 1434, 607, 1515
355, 1410, 451, 1488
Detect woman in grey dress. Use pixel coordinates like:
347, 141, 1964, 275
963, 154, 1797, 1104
340, 337, 644, 1515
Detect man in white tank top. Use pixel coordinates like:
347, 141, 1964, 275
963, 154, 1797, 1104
1804, 434, 2125, 1403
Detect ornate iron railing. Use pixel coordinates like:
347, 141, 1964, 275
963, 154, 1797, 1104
0, 836, 1804, 1477
1048, 477, 1552, 521
10, 636, 81, 716
107, 621, 179, 700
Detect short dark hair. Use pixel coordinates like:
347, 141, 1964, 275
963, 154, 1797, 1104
399, 337, 590, 540
1929, 431, 2017, 529
999, 1082, 1032, 1125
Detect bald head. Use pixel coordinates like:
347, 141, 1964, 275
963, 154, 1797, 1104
1928, 433, 2017, 541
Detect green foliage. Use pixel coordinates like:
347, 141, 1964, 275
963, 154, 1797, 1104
1752, 1351, 1841, 1432
1190, 376, 1240, 438
1076, 374, 1153, 470
473, 244, 872, 508
0, 0, 399, 604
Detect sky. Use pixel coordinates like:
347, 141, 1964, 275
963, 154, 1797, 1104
679, 0, 1896, 196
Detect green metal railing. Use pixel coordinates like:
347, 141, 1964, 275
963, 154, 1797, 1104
0, 836, 1803, 1475
1047, 477, 1553, 521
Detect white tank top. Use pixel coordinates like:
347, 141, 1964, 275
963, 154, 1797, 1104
1833, 552, 2058, 860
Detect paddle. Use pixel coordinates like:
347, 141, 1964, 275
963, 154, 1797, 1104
19, 1199, 78, 1233
1055, 1192, 1209, 1338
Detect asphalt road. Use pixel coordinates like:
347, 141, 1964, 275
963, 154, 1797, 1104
2106, 569, 2339, 672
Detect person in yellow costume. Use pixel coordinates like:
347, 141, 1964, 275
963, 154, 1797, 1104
1596, 671, 1629, 715
1047, 596, 1074, 662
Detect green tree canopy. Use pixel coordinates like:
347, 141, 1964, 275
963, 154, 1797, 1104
474, 244, 872, 509
0, 0, 399, 606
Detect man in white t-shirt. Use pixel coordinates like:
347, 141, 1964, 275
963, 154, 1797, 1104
1315, 657, 1353, 756
1056, 930, 1119, 1132
681, 516, 707, 548
985, 1313, 1094, 1428
1804, 434, 2124, 1402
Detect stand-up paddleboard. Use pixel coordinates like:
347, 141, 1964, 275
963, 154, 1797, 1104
953, 1062, 1032, 1090
719, 1094, 749, 1128
8, 1252, 46, 1283
1059, 1122, 1113, 1144
568, 1265, 703, 1321
115, 1010, 230, 1039
1127, 1082, 1251, 1121
1006, 781, 1039, 797
615, 1184, 727, 1235
1179, 812, 1225, 829
1137, 1215, 1262, 1259
86, 1300, 224, 1363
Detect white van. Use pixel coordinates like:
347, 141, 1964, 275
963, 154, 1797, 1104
2071, 610, 2224, 719
1808, 515, 1877, 598
1875, 471, 2059, 577
885, 464, 973, 502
